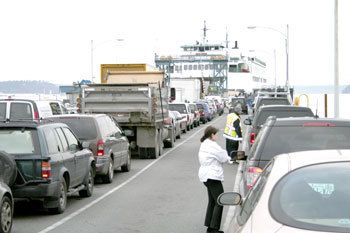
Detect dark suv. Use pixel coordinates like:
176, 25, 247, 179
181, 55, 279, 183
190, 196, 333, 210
253, 97, 291, 114
237, 117, 350, 195
0, 120, 95, 214
47, 114, 131, 183
230, 97, 248, 114
242, 105, 314, 151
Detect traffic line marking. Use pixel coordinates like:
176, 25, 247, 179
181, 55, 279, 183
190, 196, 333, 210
38, 117, 223, 233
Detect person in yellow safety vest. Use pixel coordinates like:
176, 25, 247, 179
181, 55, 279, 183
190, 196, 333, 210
223, 106, 242, 160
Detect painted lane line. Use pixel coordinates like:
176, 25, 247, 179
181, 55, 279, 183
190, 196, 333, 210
38, 117, 223, 233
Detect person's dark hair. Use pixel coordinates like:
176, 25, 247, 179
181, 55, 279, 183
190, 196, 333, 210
200, 126, 218, 142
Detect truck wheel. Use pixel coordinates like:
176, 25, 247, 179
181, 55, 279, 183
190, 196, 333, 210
79, 167, 94, 197
0, 196, 12, 233
49, 179, 67, 214
121, 150, 131, 172
102, 160, 114, 183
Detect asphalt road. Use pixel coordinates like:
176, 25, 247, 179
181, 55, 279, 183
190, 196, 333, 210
12, 113, 240, 233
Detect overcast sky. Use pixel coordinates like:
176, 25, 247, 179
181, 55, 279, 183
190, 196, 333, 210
0, 0, 349, 87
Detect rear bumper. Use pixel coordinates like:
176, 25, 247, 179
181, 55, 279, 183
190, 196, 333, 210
95, 156, 110, 175
12, 180, 60, 199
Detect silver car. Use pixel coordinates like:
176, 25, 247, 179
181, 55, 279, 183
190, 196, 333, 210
219, 150, 350, 233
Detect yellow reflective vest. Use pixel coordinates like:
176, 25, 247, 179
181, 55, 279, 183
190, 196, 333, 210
224, 113, 240, 138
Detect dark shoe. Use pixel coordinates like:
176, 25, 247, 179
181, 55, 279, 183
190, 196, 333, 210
206, 227, 214, 232
211, 230, 224, 233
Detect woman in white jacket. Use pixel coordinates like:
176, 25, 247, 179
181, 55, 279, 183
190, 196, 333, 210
198, 126, 231, 233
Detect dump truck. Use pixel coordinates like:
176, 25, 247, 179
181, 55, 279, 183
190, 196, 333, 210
80, 64, 175, 159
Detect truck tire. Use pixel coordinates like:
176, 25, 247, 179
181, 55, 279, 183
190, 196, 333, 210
0, 196, 12, 233
79, 167, 94, 197
49, 179, 67, 214
0, 151, 17, 187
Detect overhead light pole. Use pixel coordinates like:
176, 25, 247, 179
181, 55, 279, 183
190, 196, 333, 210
247, 25, 289, 90
334, 0, 339, 118
90, 38, 124, 83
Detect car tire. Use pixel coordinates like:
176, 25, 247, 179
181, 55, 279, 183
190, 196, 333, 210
0, 196, 12, 233
79, 167, 94, 197
121, 150, 131, 172
102, 160, 114, 183
49, 179, 67, 214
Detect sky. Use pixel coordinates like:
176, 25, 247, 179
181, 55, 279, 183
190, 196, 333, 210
0, 0, 349, 87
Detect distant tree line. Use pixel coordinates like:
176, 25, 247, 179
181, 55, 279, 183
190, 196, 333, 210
0, 80, 59, 94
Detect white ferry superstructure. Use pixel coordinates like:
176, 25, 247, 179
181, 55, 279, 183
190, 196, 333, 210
155, 24, 269, 94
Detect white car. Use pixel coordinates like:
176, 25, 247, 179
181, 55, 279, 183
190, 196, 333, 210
219, 150, 350, 233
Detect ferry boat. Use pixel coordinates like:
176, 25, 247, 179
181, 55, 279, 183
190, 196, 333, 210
154, 22, 270, 94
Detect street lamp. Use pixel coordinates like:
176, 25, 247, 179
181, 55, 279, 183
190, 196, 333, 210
247, 25, 289, 89
90, 38, 124, 83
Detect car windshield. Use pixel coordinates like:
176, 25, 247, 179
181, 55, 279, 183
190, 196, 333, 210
260, 126, 350, 161
169, 104, 187, 114
49, 117, 98, 140
0, 128, 39, 154
270, 162, 350, 232
254, 110, 314, 126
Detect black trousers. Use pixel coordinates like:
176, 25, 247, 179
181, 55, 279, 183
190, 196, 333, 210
203, 179, 224, 230
226, 139, 239, 158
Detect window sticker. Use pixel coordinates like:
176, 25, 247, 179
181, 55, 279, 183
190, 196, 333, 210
308, 183, 335, 196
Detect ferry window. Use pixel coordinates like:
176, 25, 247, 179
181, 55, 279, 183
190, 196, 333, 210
199, 47, 204, 52
215, 46, 219, 50
205, 64, 209, 70
189, 65, 192, 70
229, 65, 238, 72
194, 65, 197, 70
205, 46, 209, 51
168, 66, 174, 73
238, 63, 250, 72
209, 64, 213, 70
184, 65, 187, 70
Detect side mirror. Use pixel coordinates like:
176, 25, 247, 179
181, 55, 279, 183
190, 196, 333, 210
230, 151, 247, 161
124, 129, 134, 137
82, 141, 90, 149
217, 192, 242, 206
244, 118, 252, 125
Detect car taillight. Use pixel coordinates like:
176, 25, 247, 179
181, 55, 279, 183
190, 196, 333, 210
249, 133, 256, 145
97, 139, 105, 156
246, 167, 263, 189
34, 111, 39, 120
41, 161, 51, 179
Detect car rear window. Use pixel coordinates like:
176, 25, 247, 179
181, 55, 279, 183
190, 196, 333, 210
270, 162, 350, 232
10, 102, 33, 119
169, 104, 187, 114
257, 99, 290, 108
49, 117, 98, 140
0, 103, 6, 120
260, 126, 350, 161
255, 110, 314, 126
0, 128, 39, 154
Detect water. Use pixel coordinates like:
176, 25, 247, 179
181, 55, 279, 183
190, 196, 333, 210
294, 93, 350, 119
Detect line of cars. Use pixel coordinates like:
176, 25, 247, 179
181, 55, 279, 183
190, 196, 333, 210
220, 90, 350, 232
0, 98, 136, 232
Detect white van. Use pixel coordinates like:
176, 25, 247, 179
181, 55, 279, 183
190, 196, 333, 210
0, 99, 54, 120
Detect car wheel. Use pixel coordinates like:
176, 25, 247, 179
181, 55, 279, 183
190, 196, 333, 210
79, 167, 94, 197
121, 150, 131, 172
49, 179, 67, 214
102, 160, 114, 183
0, 196, 12, 233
